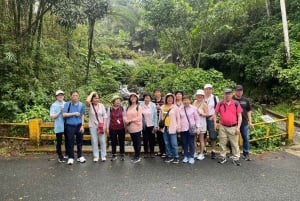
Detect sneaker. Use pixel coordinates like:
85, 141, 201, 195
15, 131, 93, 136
194, 153, 198, 158
165, 157, 174, 163
63, 155, 68, 159
233, 159, 241, 166
217, 157, 227, 164
203, 149, 208, 156
67, 158, 74, 165
58, 157, 66, 163
132, 157, 141, 163
120, 155, 125, 161
182, 157, 189, 163
77, 156, 86, 163
93, 158, 99, 162
101, 157, 106, 162
197, 154, 205, 160
211, 151, 216, 159
172, 158, 180, 164
227, 152, 234, 159
244, 155, 251, 161
111, 155, 117, 161
188, 158, 195, 164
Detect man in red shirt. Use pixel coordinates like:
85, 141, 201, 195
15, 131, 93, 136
215, 88, 242, 166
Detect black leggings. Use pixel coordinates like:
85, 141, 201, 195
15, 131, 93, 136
143, 126, 155, 154
130, 131, 141, 158
109, 129, 125, 155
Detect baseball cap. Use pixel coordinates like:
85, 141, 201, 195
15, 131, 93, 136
55, 90, 64, 96
235, 85, 243, 90
224, 88, 233, 93
204, 84, 213, 89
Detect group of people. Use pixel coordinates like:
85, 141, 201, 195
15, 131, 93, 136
50, 84, 253, 166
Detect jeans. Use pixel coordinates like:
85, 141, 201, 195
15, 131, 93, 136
206, 118, 217, 141
240, 125, 250, 156
109, 129, 125, 155
181, 131, 195, 158
90, 127, 106, 159
130, 131, 141, 158
163, 128, 179, 158
65, 124, 83, 159
143, 126, 155, 154
56, 132, 67, 158
156, 130, 165, 154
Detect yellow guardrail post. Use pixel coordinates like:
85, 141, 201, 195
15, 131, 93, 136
266, 125, 270, 147
28, 119, 42, 147
286, 113, 294, 142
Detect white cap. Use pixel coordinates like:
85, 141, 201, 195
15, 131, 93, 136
204, 84, 213, 89
195, 89, 205, 96
55, 90, 64, 96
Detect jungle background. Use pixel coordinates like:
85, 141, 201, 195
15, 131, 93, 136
1, 0, 300, 124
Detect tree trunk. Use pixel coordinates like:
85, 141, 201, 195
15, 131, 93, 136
280, 0, 290, 61
265, 0, 271, 17
85, 18, 96, 85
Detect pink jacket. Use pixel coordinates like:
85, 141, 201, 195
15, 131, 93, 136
159, 104, 181, 134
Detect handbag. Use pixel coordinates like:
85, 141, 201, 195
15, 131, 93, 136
184, 107, 197, 135
159, 108, 171, 129
92, 104, 104, 134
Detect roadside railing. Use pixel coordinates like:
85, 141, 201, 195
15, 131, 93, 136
0, 113, 295, 149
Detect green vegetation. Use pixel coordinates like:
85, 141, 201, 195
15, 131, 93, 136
0, 0, 299, 128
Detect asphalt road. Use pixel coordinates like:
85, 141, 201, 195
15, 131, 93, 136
1, 152, 300, 201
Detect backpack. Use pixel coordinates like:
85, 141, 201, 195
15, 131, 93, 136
213, 95, 217, 109
218, 100, 239, 112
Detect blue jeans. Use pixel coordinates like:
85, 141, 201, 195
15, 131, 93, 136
65, 124, 83, 159
181, 131, 195, 158
206, 118, 217, 141
90, 127, 106, 159
163, 128, 179, 158
240, 125, 250, 155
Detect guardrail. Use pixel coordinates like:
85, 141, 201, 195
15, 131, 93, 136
0, 113, 295, 149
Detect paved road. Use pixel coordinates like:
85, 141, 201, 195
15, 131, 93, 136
1, 151, 300, 201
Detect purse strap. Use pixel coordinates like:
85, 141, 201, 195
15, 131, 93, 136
163, 108, 171, 121
184, 107, 191, 124
92, 104, 100, 123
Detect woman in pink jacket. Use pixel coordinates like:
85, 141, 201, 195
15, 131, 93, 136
159, 93, 181, 164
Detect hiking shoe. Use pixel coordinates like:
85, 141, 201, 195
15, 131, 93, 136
233, 159, 241, 166
197, 154, 205, 160
217, 157, 227, 164
111, 155, 117, 161
188, 158, 195, 164
211, 151, 216, 159
93, 158, 99, 162
194, 153, 198, 158
172, 158, 180, 164
244, 155, 251, 161
182, 157, 189, 163
67, 158, 74, 165
131, 157, 141, 163
101, 157, 106, 162
227, 152, 234, 159
77, 156, 86, 163
165, 157, 174, 163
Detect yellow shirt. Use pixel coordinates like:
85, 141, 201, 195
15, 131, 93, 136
163, 105, 171, 127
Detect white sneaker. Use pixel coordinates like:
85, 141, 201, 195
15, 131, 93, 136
101, 157, 106, 162
77, 156, 86, 163
93, 158, 99, 162
194, 153, 198, 158
197, 154, 205, 160
182, 157, 189, 163
67, 158, 74, 165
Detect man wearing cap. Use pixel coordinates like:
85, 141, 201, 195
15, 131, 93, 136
215, 88, 242, 166
233, 85, 253, 161
106, 95, 126, 161
50, 90, 67, 162
204, 84, 219, 159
